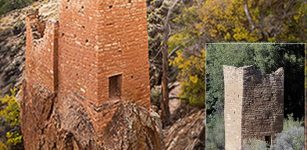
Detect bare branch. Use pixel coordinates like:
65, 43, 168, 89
244, 0, 255, 31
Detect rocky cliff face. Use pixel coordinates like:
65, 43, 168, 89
165, 107, 205, 150
21, 82, 205, 150
21, 82, 163, 150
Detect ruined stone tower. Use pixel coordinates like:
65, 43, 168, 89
223, 65, 284, 150
24, 0, 150, 142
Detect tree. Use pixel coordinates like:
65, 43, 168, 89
197, 0, 306, 42
279, 44, 305, 119
170, 49, 206, 107
167, 1, 206, 107
206, 113, 225, 150
160, 0, 182, 127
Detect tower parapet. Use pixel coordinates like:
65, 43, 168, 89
25, 10, 59, 92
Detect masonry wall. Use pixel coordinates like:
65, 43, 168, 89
57, 0, 100, 105
96, 0, 150, 107
25, 12, 59, 92
223, 66, 244, 150
224, 65, 284, 150
57, 0, 150, 131
241, 66, 284, 143
95, 0, 150, 130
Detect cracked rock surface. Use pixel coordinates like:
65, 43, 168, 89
21, 82, 163, 150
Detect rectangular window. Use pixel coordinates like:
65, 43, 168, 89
109, 74, 122, 99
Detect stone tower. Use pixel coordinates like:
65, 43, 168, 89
57, 0, 150, 107
25, 0, 150, 137
223, 65, 284, 150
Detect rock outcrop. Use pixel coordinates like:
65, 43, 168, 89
21, 82, 163, 150
21, 80, 205, 150
164, 109, 205, 150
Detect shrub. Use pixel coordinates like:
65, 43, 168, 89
243, 139, 268, 150
170, 50, 206, 107
272, 127, 304, 150
206, 113, 225, 150
0, 88, 23, 149
283, 114, 303, 131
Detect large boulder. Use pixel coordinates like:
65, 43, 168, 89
21, 82, 163, 150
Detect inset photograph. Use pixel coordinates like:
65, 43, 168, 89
206, 43, 305, 150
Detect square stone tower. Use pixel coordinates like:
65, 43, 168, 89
25, 0, 150, 133
223, 65, 284, 150
58, 0, 150, 107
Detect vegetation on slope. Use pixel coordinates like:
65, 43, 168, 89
0, 0, 35, 16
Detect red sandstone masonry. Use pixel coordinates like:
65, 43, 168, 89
26, 0, 150, 136
26, 11, 59, 93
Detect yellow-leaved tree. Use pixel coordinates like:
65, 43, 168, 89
170, 50, 206, 107
0, 88, 23, 149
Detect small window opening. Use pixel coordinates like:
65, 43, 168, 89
265, 136, 271, 148
109, 74, 122, 99
265, 111, 271, 119
109, 5, 113, 9
128, 0, 132, 3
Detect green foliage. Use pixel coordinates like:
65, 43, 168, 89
272, 123, 304, 150
243, 139, 268, 150
0, 0, 34, 15
281, 44, 305, 119
283, 114, 304, 131
0, 89, 20, 126
206, 113, 224, 150
0, 88, 23, 149
170, 50, 205, 107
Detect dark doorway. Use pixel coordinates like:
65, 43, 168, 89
109, 74, 122, 99
265, 136, 271, 148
